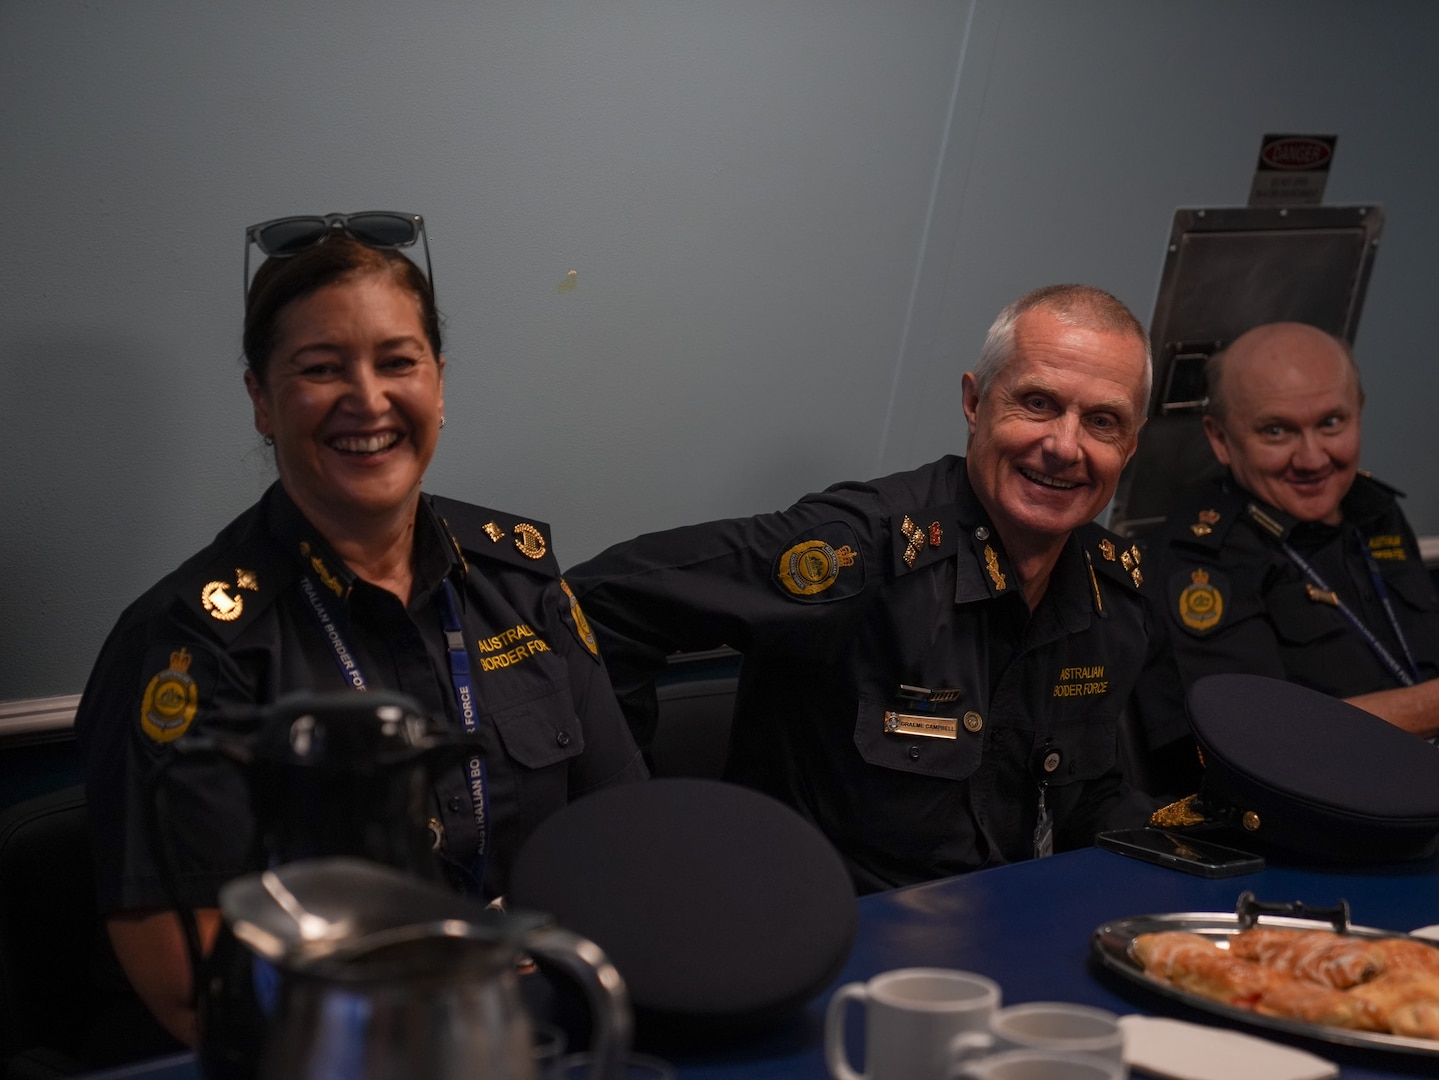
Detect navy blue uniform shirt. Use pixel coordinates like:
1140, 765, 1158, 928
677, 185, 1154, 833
75, 483, 645, 911
567, 456, 1182, 893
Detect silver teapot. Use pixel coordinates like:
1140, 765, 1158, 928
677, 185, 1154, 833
217, 857, 632, 1080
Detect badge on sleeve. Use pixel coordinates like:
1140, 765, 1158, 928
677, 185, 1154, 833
1172, 567, 1227, 636
139, 646, 204, 743
773, 522, 864, 602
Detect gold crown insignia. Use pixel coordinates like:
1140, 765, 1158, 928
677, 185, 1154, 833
169, 647, 192, 673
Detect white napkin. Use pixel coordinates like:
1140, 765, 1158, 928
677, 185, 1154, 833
1118, 1015, 1337, 1080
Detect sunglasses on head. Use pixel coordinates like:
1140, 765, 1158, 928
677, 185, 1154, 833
243, 211, 433, 300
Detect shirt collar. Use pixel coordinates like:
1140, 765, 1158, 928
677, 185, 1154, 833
949, 466, 1091, 630
1227, 470, 1383, 545
265, 483, 461, 608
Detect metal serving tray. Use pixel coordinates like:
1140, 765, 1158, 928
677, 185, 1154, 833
1091, 896, 1439, 1058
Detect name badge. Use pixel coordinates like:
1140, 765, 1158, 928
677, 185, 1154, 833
883, 711, 958, 740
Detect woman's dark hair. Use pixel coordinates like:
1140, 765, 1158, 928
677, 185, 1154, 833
243, 233, 443, 383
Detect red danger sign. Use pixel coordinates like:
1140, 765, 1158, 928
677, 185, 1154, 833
1260, 137, 1335, 170
1249, 133, 1337, 206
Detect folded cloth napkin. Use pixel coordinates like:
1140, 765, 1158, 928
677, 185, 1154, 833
1118, 1016, 1337, 1080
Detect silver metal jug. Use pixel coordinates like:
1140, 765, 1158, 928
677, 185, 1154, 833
218, 857, 632, 1080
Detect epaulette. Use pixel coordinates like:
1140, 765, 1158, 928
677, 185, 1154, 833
1356, 469, 1406, 498
888, 506, 957, 578
1165, 482, 1249, 551
431, 496, 560, 578
1078, 522, 1148, 594
179, 528, 298, 645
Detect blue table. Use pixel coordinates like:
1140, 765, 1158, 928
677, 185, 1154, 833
668, 847, 1439, 1080
87, 847, 1439, 1079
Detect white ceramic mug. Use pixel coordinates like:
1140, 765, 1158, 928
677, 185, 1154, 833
952, 1048, 1126, 1080
825, 967, 1002, 1080
986, 1002, 1125, 1064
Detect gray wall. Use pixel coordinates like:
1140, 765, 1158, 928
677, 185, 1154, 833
3, 1, 1437, 701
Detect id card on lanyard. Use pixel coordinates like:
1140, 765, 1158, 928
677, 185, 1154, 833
298, 571, 491, 892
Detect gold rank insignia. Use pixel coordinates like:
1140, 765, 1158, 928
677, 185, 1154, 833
299, 542, 344, 597
899, 516, 926, 568
1119, 545, 1143, 588
514, 522, 547, 560
559, 579, 600, 657
440, 519, 470, 576
201, 580, 244, 621
1191, 508, 1221, 537
1098, 538, 1116, 562
1246, 502, 1285, 538
984, 544, 1007, 592
928, 522, 943, 547
779, 539, 843, 596
1083, 551, 1105, 616
235, 568, 259, 592
1178, 567, 1224, 632
483, 521, 506, 543
141, 647, 199, 743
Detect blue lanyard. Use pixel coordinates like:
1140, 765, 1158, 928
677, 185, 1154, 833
1278, 538, 1419, 688
297, 571, 490, 891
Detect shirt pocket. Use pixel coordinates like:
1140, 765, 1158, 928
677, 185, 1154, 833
1037, 720, 1119, 789
851, 692, 984, 781
487, 683, 586, 770
1384, 564, 1439, 615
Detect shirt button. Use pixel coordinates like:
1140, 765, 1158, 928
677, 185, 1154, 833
1042, 750, 1062, 774
556, 731, 571, 747
448, 796, 464, 812
908, 745, 921, 760
962, 711, 983, 733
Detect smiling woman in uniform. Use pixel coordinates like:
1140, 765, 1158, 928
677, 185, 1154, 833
73, 213, 645, 1047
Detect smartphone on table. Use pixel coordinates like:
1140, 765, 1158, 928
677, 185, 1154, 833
1095, 827, 1265, 878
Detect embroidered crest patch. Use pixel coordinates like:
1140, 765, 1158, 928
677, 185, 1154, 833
773, 521, 864, 602
1174, 567, 1226, 635
140, 647, 200, 743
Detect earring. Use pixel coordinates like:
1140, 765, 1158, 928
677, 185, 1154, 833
440, 415, 446, 429
263, 435, 275, 447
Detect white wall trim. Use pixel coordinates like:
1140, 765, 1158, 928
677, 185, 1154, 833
0, 694, 80, 737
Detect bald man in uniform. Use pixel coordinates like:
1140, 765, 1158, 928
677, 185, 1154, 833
1137, 322, 1439, 739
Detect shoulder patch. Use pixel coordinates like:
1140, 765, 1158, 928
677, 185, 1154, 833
773, 521, 865, 602
137, 642, 217, 744
558, 578, 601, 661
1356, 470, 1406, 498
1169, 566, 1229, 637
431, 496, 560, 578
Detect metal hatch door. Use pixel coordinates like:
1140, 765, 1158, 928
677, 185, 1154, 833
1109, 204, 1384, 538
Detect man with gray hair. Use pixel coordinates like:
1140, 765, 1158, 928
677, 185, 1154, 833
1135, 321, 1439, 738
567, 284, 1191, 892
